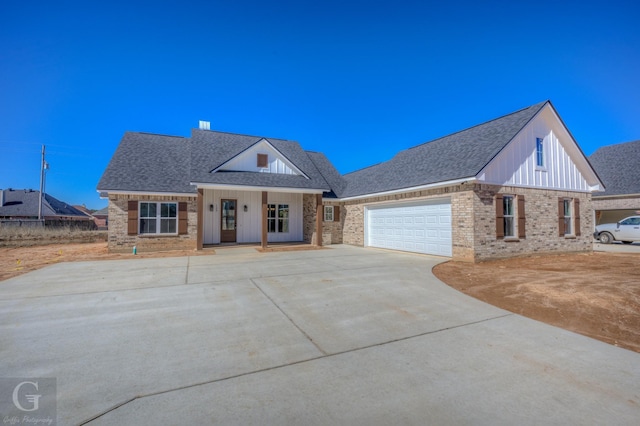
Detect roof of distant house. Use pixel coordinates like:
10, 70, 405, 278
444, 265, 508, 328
589, 140, 640, 196
0, 189, 91, 219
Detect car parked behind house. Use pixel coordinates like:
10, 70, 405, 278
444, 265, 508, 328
594, 216, 640, 244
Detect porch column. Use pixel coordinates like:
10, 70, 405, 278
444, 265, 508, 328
315, 193, 323, 247
261, 191, 268, 249
196, 188, 204, 250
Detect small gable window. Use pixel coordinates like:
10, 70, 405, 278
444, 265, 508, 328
257, 153, 268, 168
536, 137, 545, 168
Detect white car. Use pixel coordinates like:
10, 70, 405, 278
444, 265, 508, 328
594, 215, 640, 244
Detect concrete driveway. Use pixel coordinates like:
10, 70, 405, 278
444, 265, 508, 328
1, 245, 639, 425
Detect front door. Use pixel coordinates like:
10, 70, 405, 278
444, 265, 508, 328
221, 199, 237, 243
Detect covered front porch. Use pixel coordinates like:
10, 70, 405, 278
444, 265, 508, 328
195, 186, 324, 249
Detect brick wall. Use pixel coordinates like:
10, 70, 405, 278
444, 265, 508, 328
108, 193, 198, 253
593, 196, 640, 211
341, 184, 473, 248
302, 194, 316, 244
322, 201, 344, 245
338, 183, 594, 262
471, 185, 593, 261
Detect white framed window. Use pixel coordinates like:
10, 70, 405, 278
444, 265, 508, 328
139, 202, 177, 234
503, 195, 515, 237
536, 137, 545, 168
324, 205, 334, 222
267, 204, 289, 233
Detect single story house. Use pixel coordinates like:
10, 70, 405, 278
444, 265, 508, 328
589, 140, 640, 225
0, 189, 94, 228
97, 100, 603, 261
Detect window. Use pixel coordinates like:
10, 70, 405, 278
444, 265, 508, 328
563, 199, 572, 235
257, 153, 268, 168
503, 195, 515, 237
267, 204, 289, 233
139, 202, 177, 234
324, 206, 334, 222
536, 137, 544, 168
558, 198, 581, 237
496, 194, 525, 239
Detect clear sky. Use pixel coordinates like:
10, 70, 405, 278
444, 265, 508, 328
1, 0, 639, 209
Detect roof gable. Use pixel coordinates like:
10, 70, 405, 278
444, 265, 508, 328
340, 101, 548, 198
189, 130, 330, 191
590, 140, 640, 196
479, 102, 603, 192
213, 138, 307, 177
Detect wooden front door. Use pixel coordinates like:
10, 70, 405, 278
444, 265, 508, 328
221, 199, 237, 243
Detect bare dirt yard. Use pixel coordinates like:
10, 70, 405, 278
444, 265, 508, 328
1, 240, 638, 353
434, 252, 640, 353
0, 242, 212, 282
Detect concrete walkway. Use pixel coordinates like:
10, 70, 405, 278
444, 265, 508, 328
1, 245, 638, 425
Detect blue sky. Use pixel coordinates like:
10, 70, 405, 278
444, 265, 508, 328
1, 0, 639, 209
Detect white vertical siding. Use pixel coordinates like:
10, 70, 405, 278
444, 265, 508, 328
479, 107, 591, 192
202, 189, 302, 244
217, 140, 300, 175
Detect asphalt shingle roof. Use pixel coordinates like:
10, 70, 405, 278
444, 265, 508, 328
0, 189, 89, 218
589, 140, 640, 196
189, 130, 331, 191
340, 101, 548, 197
98, 130, 332, 194
97, 132, 195, 193
98, 101, 552, 199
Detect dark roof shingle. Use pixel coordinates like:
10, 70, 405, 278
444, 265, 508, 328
589, 140, 640, 196
0, 189, 89, 218
340, 101, 548, 197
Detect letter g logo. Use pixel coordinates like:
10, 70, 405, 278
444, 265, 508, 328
12, 381, 41, 412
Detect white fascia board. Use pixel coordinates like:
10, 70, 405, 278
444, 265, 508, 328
333, 177, 476, 202
191, 182, 325, 194
98, 190, 197, 197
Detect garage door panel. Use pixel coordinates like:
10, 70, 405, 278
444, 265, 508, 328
366, 200, 452, 257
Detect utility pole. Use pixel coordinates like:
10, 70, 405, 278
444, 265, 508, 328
38, 145, 45, 223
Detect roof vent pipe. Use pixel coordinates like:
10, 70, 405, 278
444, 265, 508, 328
199, 121, 210, 130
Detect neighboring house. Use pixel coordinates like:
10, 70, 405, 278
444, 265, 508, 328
97, 100, 603, 261
589, 140, 640, 225
74, 204, 109, 230
0, 189, 95, 228
92, 206, 109, 230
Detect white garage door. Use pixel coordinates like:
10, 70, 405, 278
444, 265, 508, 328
366, 199, 452, 257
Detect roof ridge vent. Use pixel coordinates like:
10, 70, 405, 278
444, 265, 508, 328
199, 120, 211, 130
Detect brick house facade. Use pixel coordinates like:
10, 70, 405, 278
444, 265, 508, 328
99, 101, 603, 262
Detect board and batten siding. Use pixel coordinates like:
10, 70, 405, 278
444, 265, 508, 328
479, 107, 594, 192
202, 189, 303, 244
218, 139, 301, 176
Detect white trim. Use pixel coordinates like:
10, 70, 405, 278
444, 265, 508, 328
192, 182, 325, 194
98, 190, 196, 197
335, 178, 475, 202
